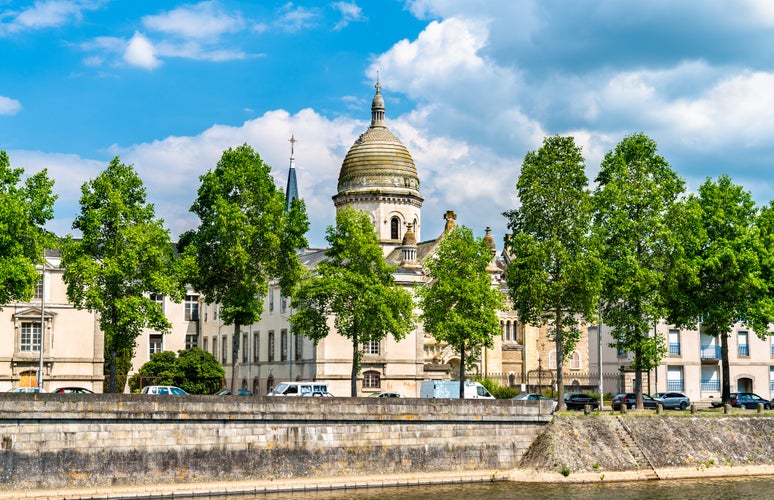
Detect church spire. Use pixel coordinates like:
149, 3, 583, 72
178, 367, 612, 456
284, 134, 299, 212
370, 76, 385, 127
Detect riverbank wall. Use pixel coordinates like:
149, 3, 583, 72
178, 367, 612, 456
0, 394, 553, 493
517, 413, 774, 482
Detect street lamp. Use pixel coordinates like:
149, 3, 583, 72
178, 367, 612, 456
38, 260, 47, 390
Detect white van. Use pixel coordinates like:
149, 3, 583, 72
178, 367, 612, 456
267, 381, 332, 397
419, 380, 495, 399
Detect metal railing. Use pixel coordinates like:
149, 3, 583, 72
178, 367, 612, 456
738, 345, 749, 357
668, 342, 681, 355
700, 345, 721, 360
701, 380, 720, 391
667, 380, 685, 391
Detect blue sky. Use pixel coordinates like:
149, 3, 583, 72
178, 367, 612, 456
3, 1, 774, 249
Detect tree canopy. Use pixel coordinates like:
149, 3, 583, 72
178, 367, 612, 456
662, 175, 774, 403
418, 225, 504, 398
0, 150, 57, 306
290, 206, 415, 397
592, 132, 684, 408
182, 144, 308, 394
60, 157, 182, 392
504, 135, 600, 410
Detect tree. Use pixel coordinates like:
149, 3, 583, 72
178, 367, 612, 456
290, 206, 415, 397
61, 157, 182, 393
0, 150, 57, 305
592, 133, 684, 409
128, 348, 226, 394
183, 144, 308, 395
418, 225, 505, 398
662, 175, 774, 404
504, 136, 600, 410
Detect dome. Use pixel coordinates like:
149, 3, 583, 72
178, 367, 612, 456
335, 84, 420, 197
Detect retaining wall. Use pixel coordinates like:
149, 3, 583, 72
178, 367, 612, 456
0, 394, 553, 491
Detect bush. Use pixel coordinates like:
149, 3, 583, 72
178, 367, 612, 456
128, 348, 225, 394
477, 378, 517, 399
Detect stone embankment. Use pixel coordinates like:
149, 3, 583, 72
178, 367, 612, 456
515, 413, 774, 482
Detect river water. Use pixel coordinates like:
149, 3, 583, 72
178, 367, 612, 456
177, 476, 774, 500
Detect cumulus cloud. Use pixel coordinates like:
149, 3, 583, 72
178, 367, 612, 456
141, 1, 245, 39
0, 0, 101, 35
123, 32, 161, 69
0, 96, 22, 115
331, 1, 365, 30
275, 2, 319, 32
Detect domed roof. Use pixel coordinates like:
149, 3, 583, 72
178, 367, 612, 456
336, 83, 421, 197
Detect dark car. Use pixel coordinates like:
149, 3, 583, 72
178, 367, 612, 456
611, 393, 660, 410
215, 389, 253, 396
53, 387, 95, 394
654, 391, 690, 410
710, 392, 772, 409
563, 393, 599, 410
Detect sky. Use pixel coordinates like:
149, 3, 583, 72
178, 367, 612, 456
3, 1, 774, 249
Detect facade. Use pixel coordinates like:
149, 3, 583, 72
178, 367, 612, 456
0, 251, 104, 392
589, 320, 774, 403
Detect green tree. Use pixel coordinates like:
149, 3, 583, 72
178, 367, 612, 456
129, 348, 226, 394
0, 150, 57, 305
183, 144, 308, 395
418, 225, 504, 398
662, 175, 774, 404
592, 133, 683, 409
61, 157, 182, 393
290, 206, 415, 397
504, 136, 600, 410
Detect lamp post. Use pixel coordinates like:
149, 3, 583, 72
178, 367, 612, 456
38, 260, 46, 390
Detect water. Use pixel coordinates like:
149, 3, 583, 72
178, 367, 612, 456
179, 476, 774, 500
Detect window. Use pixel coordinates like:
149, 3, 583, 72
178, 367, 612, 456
570, 351, 581, 370
617, 343, 627, 357
667, 366, 684, 391
363, 340, 380, 355
668, 329, 681, 355
184, 295, 199, 321
269, 289, 274, 312
280, 295, 287, 314
203, 337, 208, 353
242, 333, 248, 363
268, 331, 275, 361
34, 278, 43, 300
221, 336, 228, 364
281, 329, 288, 361
770, 333, 774, 357
149, 334, 163, 356
213, 337, 218, 360
770, 367, 774, 391
20, 322, 42, 352
503, 321, 511, 342
295, 333, 303, 360
150, 293, 164, 313
548, 350, 557, 370
390, 217, 400, 240
253, 332, 260, 362
738, 331, 749, 357
203, 304, 208, 322
214, 305, 218, 321
363, 370, 381, 389
185, 333, 197, 350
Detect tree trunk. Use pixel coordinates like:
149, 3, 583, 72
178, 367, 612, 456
721, 331, 730, 403
459, 342, 466, 399
109, 348, 117, 393
231, 322, 240, 396
634, 346, 643, 409
350, 331, 360, 397
555, 309, 564, 411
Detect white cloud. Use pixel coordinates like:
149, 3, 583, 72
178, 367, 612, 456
331, 1, 364, 30
142, 1, 244, 39
275, 3, 319, 32
123, 32, 161, 69
0, 0, 100, 34
0, 96, 22, 115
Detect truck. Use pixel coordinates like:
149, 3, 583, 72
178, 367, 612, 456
419, 380, 495, 399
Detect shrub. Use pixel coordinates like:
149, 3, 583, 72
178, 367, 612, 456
476, 378, 517, 399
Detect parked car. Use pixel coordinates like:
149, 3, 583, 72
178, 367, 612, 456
140, 385, 188, 395
53, 387, 94, 394
267, 382, 331, 397
654, 391, 690, 410
7, 387, 46, 393
368, 392, 405, 398
215, 389, 252, 396
563, 393, 599, 410
513, 393, 558, 411
611, 393, 660, 410
710, 392, 772, 409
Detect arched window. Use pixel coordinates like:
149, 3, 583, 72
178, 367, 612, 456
390, 217, 400, 240
570, 351, 581, 370
363, 370, 381, 389
506, 321, 512, 341
548, 350, 557, 370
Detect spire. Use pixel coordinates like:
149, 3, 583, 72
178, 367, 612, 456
284, 134, 299, 212
370, 76, 385, 127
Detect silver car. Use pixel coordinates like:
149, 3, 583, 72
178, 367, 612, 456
655, 391, 690, 410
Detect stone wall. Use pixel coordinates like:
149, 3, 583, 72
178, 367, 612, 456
0, 394, 553, 491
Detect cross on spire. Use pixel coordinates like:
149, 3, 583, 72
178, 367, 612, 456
289, 134, 296, 156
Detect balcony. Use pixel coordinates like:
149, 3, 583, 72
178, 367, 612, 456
668, 342, 681, 355
700, 345, 721, 362
701, 380, 720, 392
667, 380, 685, 391
738, 344, 749, 357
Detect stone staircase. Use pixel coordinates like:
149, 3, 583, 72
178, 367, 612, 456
612, 416, 660, 480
